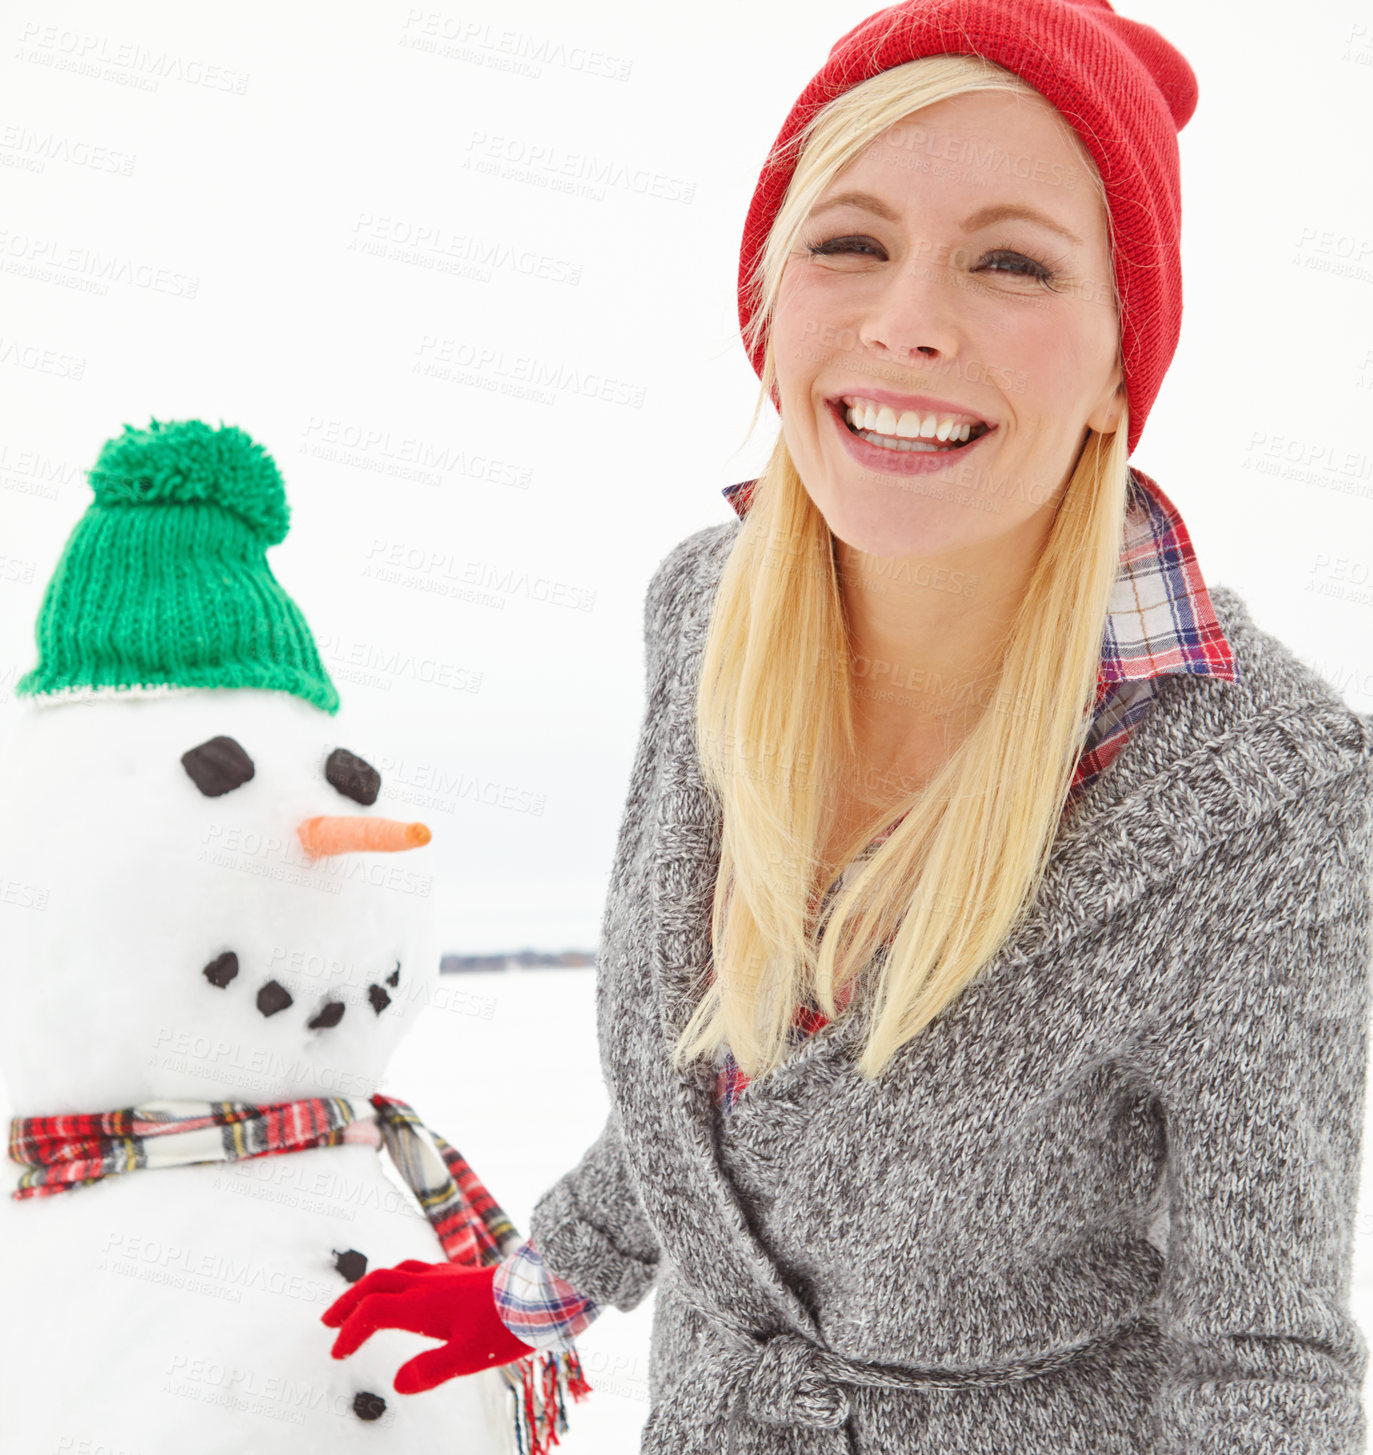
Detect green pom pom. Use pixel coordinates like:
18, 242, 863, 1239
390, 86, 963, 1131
87, 416, 290, 545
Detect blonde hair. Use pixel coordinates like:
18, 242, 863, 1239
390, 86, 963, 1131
671, 53, 1131, 1083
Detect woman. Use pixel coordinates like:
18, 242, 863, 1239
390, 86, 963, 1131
324, 1, 1373, 1450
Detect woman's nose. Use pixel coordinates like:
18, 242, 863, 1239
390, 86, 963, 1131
297, 815, 432, 858
859, 248, 962, 361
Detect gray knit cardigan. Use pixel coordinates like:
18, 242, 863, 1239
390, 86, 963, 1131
528, 519, 1373, 1454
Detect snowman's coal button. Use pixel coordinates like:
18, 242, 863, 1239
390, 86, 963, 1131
308, 1000, 346, 1030
385, 962, 400, 988
326, 748, 381, 807
353, 1391, 386, 1421
256, 980, 293, 1016
181, 736, 255, 797
203, 951, 239, 988
367, 984, 391, 1015
332, 1248, 368, 1283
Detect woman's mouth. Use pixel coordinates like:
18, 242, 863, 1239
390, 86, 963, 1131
827, 397, 995, 475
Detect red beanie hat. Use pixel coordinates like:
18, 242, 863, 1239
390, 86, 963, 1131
737, 0, 1198, 458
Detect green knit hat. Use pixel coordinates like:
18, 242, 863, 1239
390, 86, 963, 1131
16, 416, 340, 713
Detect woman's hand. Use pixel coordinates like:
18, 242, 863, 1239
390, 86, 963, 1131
321, 1257, 537, 1394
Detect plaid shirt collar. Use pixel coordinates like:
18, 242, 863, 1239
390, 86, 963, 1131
719, 465, 1238, 697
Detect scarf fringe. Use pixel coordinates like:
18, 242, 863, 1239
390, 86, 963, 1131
499, 1347, 592, 1454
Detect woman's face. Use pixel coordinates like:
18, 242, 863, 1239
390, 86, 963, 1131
771, 87, 1125, 560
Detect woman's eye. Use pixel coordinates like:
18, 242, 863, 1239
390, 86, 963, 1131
978, 249, 1057, 285
803, 235, 1059, 289
804, 235, 883, 258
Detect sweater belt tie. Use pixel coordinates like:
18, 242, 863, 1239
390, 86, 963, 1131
641, 1308, 1145, 1454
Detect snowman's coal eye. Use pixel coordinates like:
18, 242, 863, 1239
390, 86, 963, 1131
203, 951, 239, 987
182, 736, 255, 797
325, 747, 380, 806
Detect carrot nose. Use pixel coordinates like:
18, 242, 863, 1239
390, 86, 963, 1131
298, 816, 432, 858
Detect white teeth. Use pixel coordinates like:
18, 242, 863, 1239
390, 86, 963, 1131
842, 397, 983, 444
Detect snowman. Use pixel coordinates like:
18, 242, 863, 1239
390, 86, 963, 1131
0, 418, 585, 1455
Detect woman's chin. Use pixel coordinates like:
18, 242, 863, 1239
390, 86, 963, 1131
816, 499, 970, 563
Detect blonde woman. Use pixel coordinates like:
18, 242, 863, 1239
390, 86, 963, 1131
325, 2, 1373, 1450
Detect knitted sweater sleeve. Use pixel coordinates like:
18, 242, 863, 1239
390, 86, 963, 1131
1145, 773, 1373, 1452
525, 527, 721, 1312
526, 1104, 661, 1313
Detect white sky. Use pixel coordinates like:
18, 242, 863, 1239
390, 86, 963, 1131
1, 0, 1370, 954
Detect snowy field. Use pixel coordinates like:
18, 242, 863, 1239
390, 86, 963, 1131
5, 961, 1373, 1452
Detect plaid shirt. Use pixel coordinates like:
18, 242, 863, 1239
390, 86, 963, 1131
492, 464, 1238, 1350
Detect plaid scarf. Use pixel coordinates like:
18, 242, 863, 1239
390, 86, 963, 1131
9, 1091, 589, 1455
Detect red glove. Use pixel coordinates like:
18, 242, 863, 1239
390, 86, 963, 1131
321, 1258, 537, 1394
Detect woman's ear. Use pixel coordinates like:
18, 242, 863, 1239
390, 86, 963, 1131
1086, 374, 1127, 435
